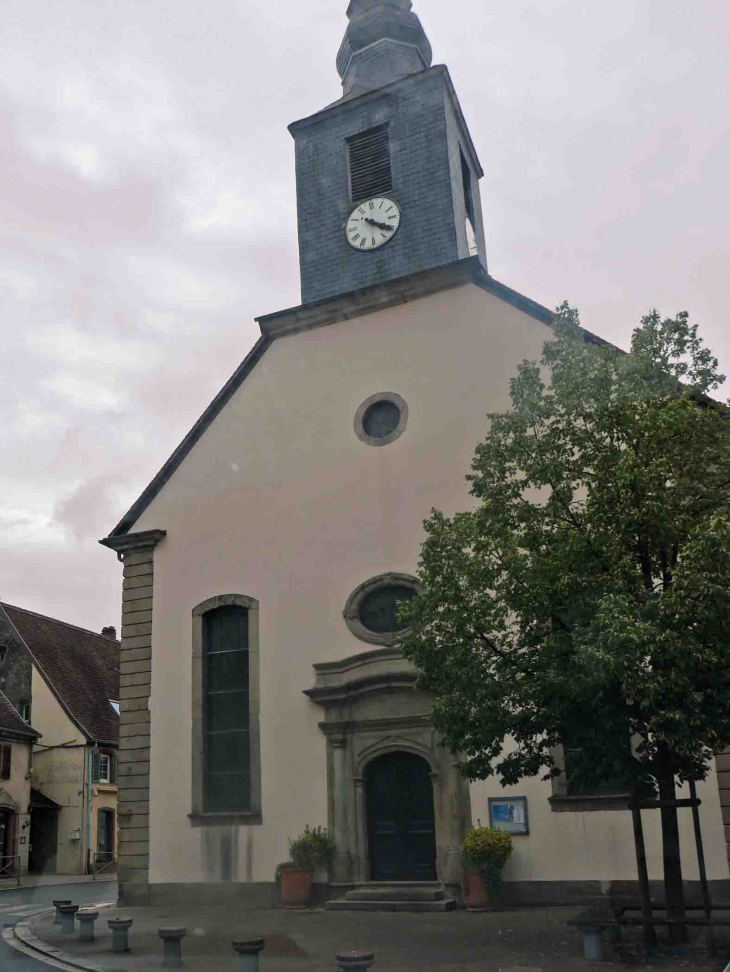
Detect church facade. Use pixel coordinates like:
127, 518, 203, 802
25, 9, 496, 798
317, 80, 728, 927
101, 0, 730, 907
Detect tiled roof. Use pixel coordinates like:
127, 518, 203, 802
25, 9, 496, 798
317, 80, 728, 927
0, 603, 119, 745
0, 690, 39, 738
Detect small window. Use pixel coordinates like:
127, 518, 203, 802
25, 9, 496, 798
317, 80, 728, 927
0, 745, 11, 781
109, 700, 120, 716
362, 400, 401, 440
348, 125, 392, 202
354, 392, 409, 447
344, 573, 421, 646
359, 585, 417, 635
20, 702, 30, 723
0, 647, 6, 665
92, 751, 116, 785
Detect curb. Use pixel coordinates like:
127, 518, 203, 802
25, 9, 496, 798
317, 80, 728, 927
10, 905, 115, 972
0, 876, 117, 893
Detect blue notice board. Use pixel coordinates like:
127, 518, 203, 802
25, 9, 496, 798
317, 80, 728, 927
488, 796, 529, 834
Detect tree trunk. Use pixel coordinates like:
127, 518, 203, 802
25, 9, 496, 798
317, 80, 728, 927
657, 742, 687, 944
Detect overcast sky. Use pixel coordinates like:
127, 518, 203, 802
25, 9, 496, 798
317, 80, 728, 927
1, 0, 728, 634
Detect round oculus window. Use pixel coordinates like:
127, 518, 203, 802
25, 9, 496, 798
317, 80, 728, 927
362, 400, 401, 440
354, 392, 409, 447
359, 584, 416, 634
343, 572, 421, 645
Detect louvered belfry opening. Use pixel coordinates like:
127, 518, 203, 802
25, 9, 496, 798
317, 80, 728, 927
348, 124, 393, 202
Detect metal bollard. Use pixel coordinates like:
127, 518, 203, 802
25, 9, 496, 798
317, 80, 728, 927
58, 904, 79, 935
335, 951, 375, 972
53, 899, 72, 925
158, 926, 187, 967
232, 937, 265, 972
76, 910, 99, 943
108, 917, 133, 953
579, 927, 603, 961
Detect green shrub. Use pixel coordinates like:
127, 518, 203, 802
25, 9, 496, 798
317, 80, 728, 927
461, 826, 512, 892
288, 825, 335, 868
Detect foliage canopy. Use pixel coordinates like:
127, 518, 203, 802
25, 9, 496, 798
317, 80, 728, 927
401, 305, 730, 793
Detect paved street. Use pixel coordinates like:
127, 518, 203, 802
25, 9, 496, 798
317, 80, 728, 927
0, 880, 116, 969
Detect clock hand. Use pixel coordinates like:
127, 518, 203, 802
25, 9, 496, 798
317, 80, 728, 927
364, 218, 394, 232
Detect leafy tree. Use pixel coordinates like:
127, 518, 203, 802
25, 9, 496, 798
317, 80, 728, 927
401, 305, 730, 930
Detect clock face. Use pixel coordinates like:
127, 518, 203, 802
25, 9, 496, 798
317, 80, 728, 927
345, 197, 401, 251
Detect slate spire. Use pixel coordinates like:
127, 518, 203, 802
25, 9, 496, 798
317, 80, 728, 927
337, 0, 433, 100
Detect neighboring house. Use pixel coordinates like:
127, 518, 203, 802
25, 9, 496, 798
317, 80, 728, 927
0, 691, 40, 877
0, 604, 119, 875
100, 0, 729, 908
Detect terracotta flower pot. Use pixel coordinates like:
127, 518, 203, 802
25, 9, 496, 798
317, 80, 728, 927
461, 866, 491, 911
280, 865, 313, 909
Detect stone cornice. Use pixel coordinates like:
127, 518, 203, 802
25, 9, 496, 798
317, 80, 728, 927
305, 646, 421, 706
312, 645, 407, 675
305, 671, 419, 705
317, 714, 430, 735
99, 529, 167, 561
258, 256, 486, 339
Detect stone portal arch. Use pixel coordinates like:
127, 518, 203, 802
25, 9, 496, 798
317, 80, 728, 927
304, 647, 471, 889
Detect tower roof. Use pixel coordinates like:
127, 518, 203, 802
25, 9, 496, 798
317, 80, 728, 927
337, 0, 432, 100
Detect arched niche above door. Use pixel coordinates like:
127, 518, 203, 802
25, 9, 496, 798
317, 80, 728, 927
0, 789, 18, 811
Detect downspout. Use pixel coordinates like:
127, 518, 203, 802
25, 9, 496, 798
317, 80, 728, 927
87, 743, 97, 874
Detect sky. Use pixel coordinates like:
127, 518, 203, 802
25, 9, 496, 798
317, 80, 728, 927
1, 0, 728, 634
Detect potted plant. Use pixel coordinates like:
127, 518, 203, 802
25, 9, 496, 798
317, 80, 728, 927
279, 825, 335, 909
461, 824, 512, 911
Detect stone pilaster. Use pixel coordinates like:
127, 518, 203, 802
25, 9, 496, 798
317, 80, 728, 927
99, 528, 165, 905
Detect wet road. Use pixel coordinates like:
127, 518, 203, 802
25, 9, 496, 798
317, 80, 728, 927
0, 880, 116, 969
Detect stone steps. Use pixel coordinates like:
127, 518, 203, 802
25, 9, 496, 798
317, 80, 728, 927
326, 882, 457, 912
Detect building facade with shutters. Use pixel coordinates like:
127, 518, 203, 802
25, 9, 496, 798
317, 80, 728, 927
0, 604, 119, 876
0, 691, 40, 878
101, 0, 730, 908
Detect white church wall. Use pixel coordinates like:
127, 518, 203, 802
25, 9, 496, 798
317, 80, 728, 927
130, 280, 728, 889
469, 767, 728, 886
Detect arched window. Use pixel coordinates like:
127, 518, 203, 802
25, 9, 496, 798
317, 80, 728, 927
191, 595, 262, 824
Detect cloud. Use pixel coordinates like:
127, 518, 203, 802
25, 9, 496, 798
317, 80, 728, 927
0, 0, 728, 631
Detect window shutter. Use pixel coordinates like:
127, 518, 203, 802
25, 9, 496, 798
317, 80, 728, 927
348, 125, 392, 202
1, 745, 11, 781
110, 754, 117, 785
92, 750, 101, 784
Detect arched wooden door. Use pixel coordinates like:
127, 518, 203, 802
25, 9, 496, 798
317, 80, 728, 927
365, 751, 436, 881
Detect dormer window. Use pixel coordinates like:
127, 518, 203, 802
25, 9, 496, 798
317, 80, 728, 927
20, 701, 30, 723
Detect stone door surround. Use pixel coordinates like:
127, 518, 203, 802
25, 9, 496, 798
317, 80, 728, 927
304, 647, 470, 889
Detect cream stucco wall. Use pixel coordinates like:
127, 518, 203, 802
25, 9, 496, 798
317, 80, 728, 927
470, 771, 728, 884
131, 282, 729, 887
0, 736, 33, 873
30, 667, 90, 874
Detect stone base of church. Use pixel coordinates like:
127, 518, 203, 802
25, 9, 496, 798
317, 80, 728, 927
119, 881, 330, 909
120, 878, 730, 909
501, 879, 730, 907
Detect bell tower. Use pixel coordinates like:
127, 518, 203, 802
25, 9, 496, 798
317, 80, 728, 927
289, 0, 487, 305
